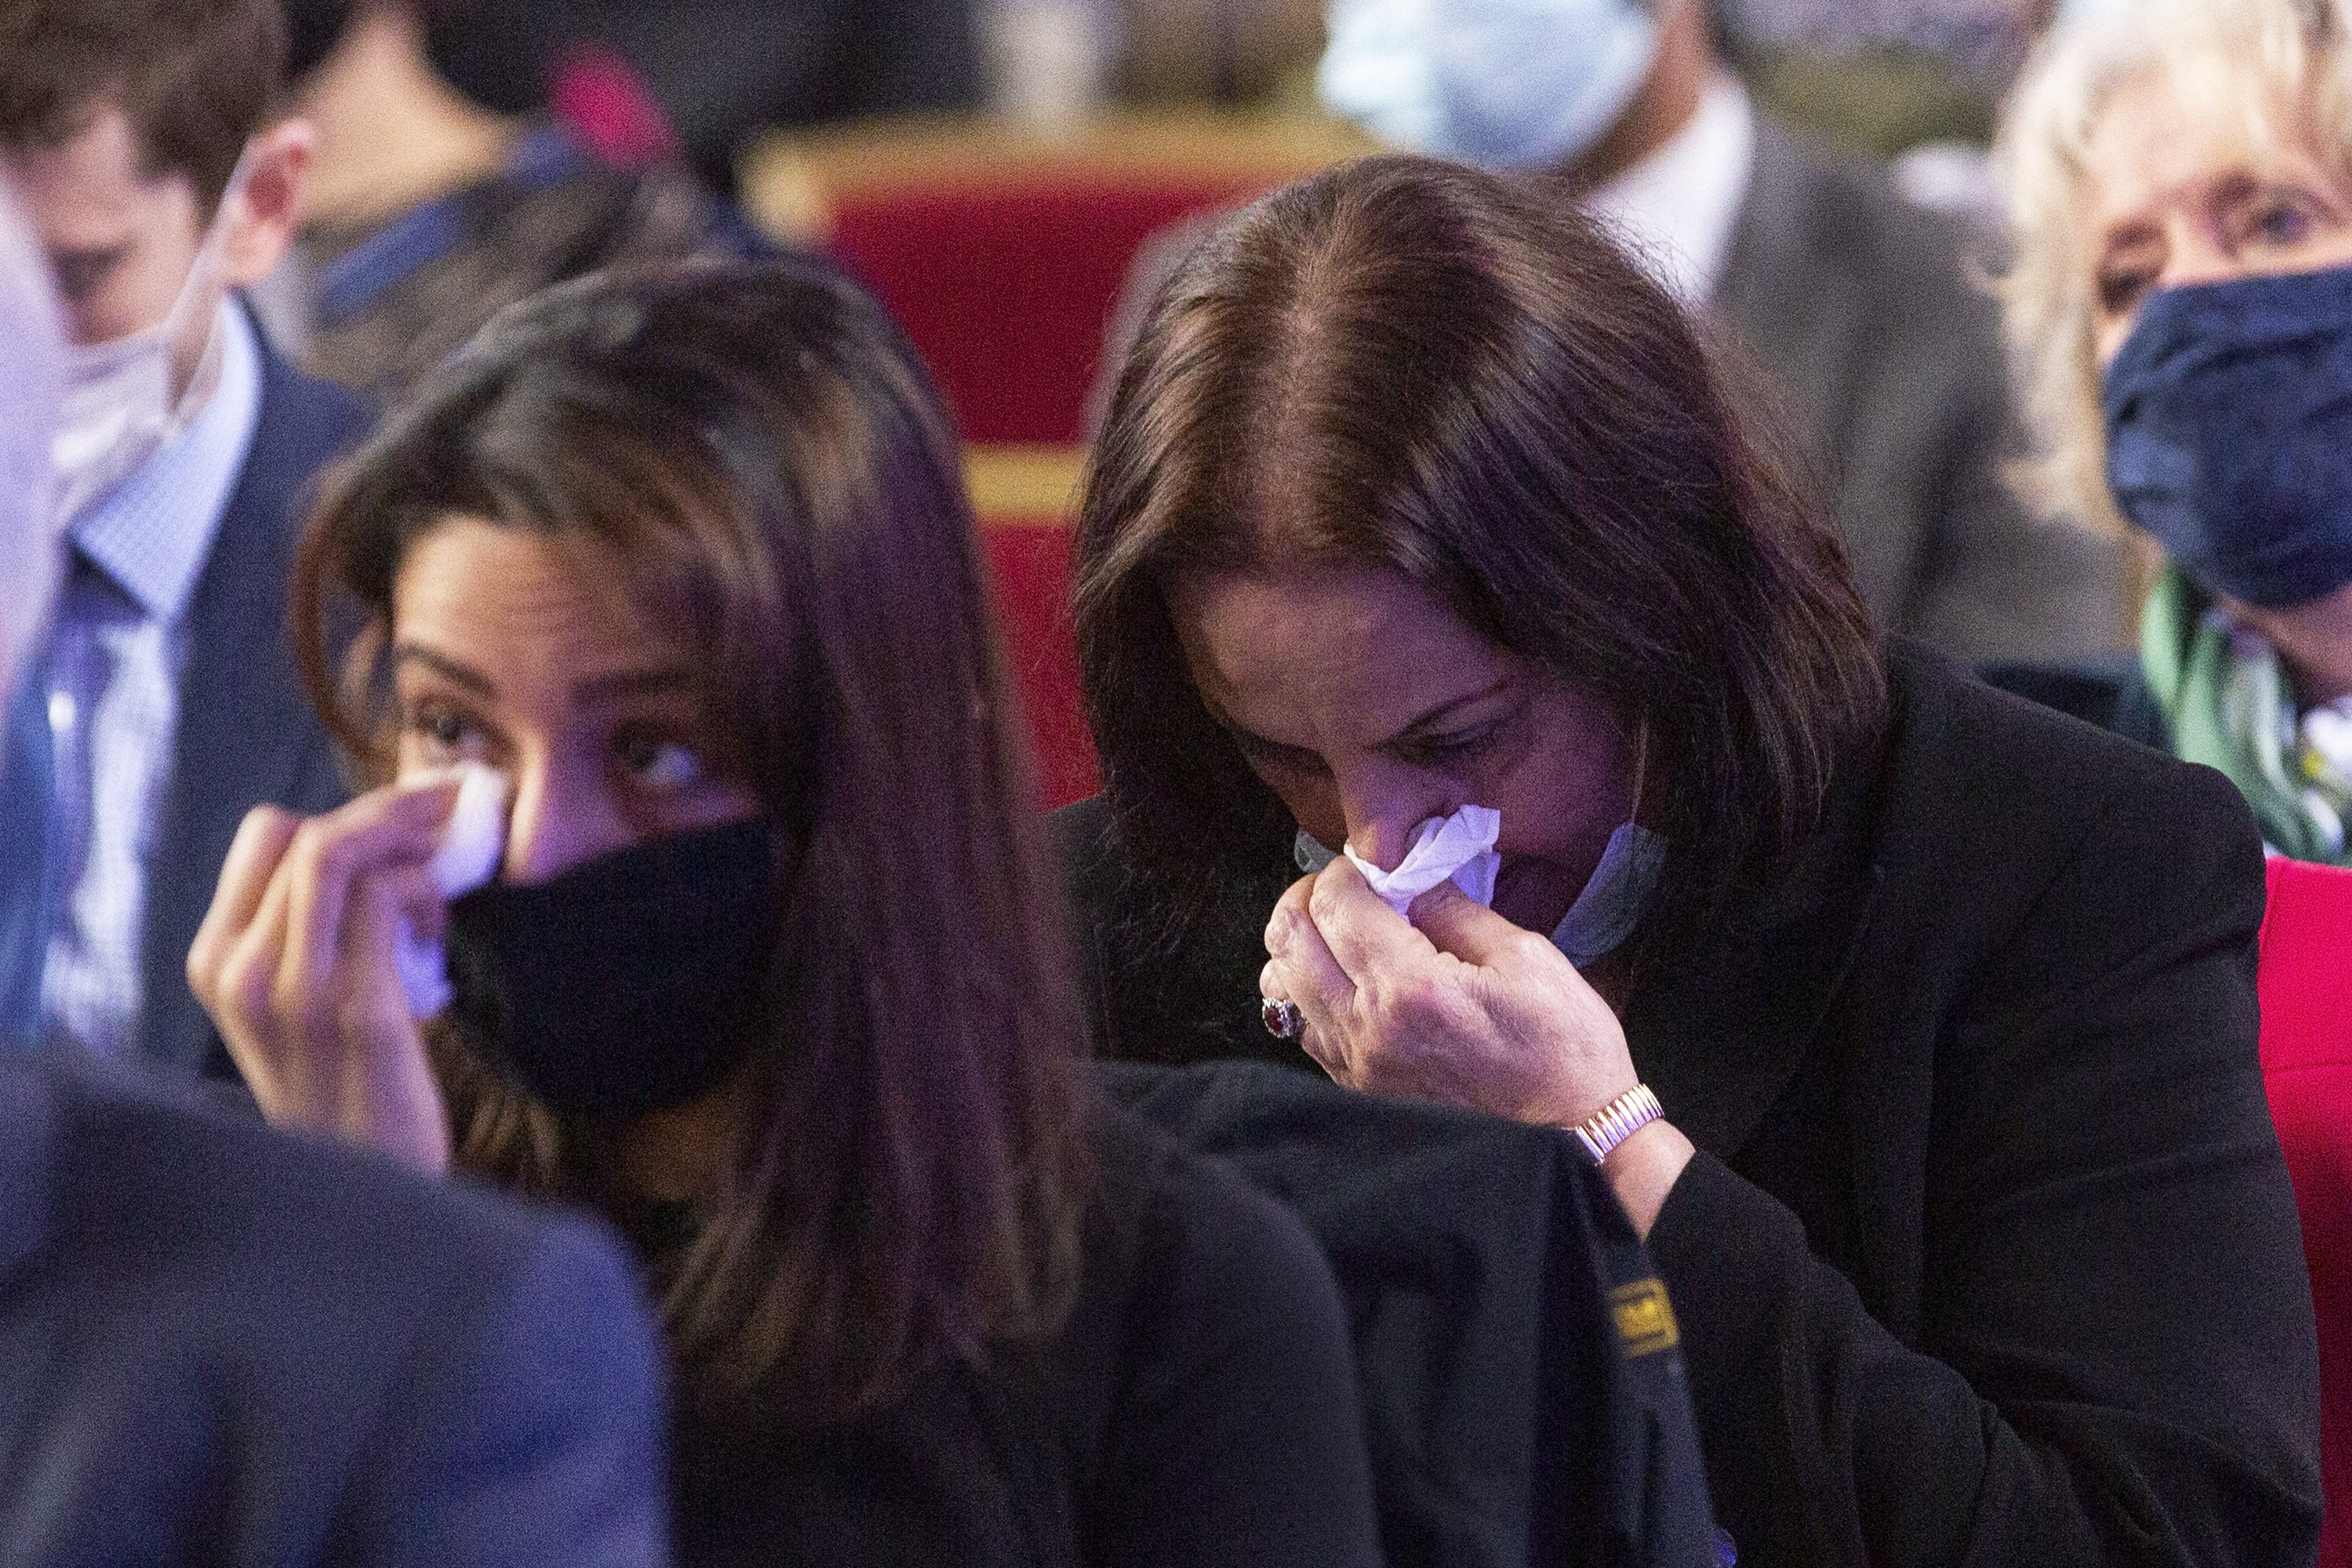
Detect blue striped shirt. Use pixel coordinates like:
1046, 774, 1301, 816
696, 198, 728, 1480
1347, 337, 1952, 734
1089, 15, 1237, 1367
36, 303, 261, 1058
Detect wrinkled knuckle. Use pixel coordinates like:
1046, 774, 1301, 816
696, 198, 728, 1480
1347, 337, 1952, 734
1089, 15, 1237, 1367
1513, 931, 1563, 971
1263, 909, 1295, 956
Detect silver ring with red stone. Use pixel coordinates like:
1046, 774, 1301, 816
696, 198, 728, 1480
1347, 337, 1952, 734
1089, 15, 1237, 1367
1261, 997, 1305, 1040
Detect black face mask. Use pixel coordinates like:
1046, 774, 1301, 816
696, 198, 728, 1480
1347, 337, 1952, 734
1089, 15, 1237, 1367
444, 818, 782, 1123
2103, 260, 2352, 611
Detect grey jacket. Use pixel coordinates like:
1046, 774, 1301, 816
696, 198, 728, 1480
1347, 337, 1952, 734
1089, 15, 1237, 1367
1714, 117, 2124, 660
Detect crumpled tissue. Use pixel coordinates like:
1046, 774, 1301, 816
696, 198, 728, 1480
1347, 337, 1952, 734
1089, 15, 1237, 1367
1342, 804, 1501, 916
393, 761, 509, 1018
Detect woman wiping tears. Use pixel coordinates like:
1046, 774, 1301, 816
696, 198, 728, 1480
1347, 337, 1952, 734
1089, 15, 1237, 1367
1055, 154, 2324, 1566
185, 259, 1384, 1568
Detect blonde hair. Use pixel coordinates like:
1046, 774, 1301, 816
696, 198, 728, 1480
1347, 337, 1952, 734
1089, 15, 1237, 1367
1994, 0, 2352, 539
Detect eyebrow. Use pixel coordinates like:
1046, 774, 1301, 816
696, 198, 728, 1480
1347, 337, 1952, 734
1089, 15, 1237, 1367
1213, 677, 1514, 754
1386, 679, 1512, 741
393, 644, 495, 697
392, 644, 699, 705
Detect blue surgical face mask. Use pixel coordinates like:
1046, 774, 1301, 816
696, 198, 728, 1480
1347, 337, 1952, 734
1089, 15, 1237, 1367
2103, 262, 2352, 612
1294, 818, 1664, 967
1317, 0, 1662, 172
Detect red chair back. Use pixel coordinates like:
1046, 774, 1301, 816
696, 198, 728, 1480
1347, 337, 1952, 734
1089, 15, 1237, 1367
2261, 857, 2352, 1566
979, 521, 1094, 810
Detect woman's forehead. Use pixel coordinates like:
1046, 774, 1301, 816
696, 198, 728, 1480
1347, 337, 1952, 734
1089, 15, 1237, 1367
391, 518, 680, 681
2086, 61, 2335, 216
1168, 564, 1515, 724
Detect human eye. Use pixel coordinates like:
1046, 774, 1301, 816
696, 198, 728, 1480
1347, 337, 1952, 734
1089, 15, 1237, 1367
1396, 724, 1497, 769
2241, 190, 2323, 249
403, 697, 491, 765
1229, 728, 1329, 778
615, 724, 708, 792
2096, 262, 2158, 318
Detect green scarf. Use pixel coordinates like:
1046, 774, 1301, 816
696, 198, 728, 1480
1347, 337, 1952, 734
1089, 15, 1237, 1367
2142, 564, 2352, 865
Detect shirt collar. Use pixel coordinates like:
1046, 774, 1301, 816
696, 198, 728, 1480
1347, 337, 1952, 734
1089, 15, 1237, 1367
71, 299, 264, 626
1586, 72, 1756, 308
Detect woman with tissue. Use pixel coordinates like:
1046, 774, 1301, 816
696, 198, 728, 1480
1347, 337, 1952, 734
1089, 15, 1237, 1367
184, 260, 1384, 1567
1057, 156, 2323, 1565
1991, 0, 2352, 863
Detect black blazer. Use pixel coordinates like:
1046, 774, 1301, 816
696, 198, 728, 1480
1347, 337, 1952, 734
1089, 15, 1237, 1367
0, 1050, 667, 1566
1058, 644, 2323, 1567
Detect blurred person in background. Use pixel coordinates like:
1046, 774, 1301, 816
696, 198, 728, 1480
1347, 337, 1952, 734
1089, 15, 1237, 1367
1992, 0, 2352, 863
0, 183, 670, 1568
188, 260, 1385, 1567
434, 0, 982, 199
0, 0, 369, 1074
277, 0, 767, 401
1316, 0, 2124, 662
1062, 154, 2322, 1566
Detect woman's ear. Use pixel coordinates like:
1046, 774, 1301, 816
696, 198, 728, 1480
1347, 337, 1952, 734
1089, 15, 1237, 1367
219, 118, 315, 289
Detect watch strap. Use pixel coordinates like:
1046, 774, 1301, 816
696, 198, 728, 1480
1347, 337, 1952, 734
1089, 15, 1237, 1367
1572, 1083, 1664, 1163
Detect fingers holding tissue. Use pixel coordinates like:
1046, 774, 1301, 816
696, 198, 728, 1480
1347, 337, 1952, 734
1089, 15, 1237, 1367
1345, 804, 1501, 913
1265, 806, 1642, 1131
189, 764, 510, 1174
394, 762, 510, 1018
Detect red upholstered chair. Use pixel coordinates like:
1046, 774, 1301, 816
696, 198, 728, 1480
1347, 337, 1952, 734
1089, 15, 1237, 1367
979, 516, 1092, 811
742, 114, 1369, 446
741, 114, 1367, 807
2259, 857, 2352, 1566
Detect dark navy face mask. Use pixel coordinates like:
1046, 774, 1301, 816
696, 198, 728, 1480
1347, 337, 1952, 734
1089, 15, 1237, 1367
2103, 260, 2352, 611
444, 817, 782, 1123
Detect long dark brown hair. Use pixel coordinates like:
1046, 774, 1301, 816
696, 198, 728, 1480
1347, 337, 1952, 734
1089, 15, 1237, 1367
295, 260, 1091, 1414
1076, 155, 1885, 955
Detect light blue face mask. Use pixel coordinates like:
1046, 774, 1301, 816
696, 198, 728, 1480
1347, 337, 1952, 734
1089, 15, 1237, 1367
1316, 0, 1663, 172
1294, 817, 1666, 968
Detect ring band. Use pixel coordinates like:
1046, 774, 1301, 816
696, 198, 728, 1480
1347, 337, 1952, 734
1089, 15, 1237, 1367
1261, 997, 1305, 1040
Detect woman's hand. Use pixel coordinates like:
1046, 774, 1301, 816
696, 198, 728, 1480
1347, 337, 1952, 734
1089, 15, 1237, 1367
187, 779, 462, 1175
1262, 857, 1693, 1234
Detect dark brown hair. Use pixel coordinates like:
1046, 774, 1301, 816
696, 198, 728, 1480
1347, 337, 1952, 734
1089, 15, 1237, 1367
0, 0, 286, 209
295, 260, 1091, 1414
1076, 155, 1884, 954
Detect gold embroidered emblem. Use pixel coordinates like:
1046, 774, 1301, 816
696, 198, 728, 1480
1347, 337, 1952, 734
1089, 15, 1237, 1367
1611, 1279, 1680, 1357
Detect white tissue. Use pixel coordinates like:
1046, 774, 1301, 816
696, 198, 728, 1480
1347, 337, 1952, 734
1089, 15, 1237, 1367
1344, 805, 1502, 917
393, 763, 509, 1018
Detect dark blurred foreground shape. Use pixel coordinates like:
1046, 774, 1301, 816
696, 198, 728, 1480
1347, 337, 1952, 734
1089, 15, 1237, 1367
0, 1051, 673, 1568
